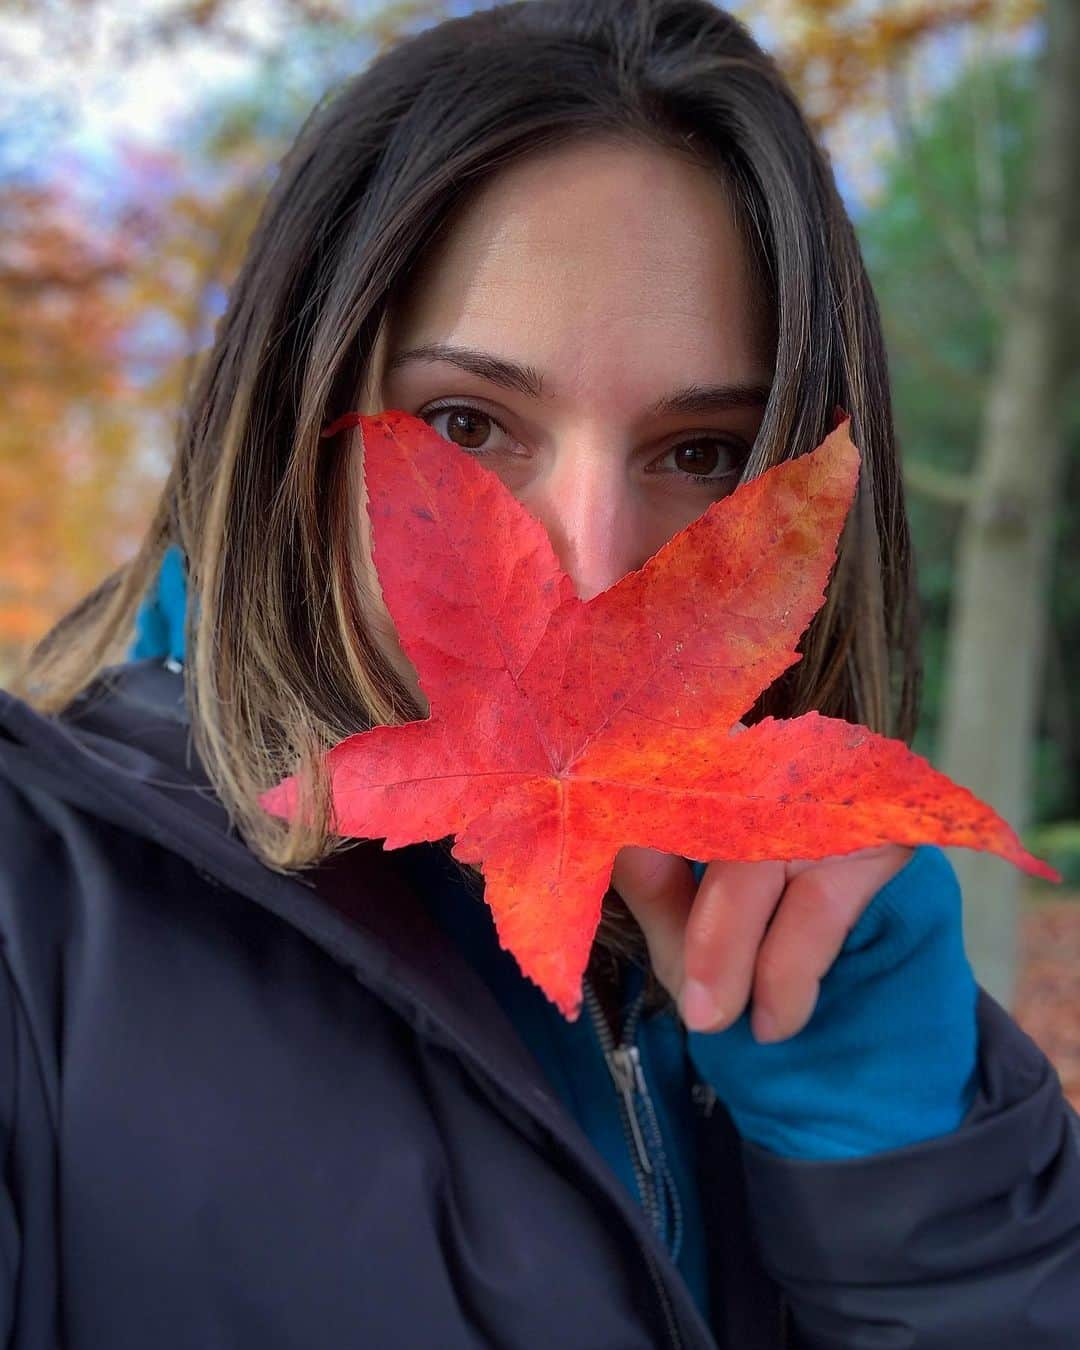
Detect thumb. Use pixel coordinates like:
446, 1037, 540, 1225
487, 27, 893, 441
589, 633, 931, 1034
610, 846, 697, 1001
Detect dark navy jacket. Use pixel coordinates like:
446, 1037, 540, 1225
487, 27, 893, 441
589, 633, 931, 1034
0, 660, 1078, 1349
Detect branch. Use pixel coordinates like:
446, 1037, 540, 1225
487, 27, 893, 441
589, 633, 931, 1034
883, 305, 986, 400
901, 458, 972, 507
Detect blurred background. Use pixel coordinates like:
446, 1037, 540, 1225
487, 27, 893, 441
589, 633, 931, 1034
1, 0, 1076, 1101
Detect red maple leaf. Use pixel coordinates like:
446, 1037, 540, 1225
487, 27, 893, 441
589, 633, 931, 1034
261, 411, 1057, 1018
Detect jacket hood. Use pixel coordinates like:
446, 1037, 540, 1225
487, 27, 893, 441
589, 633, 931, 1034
0, 659, 224, 837
0, 660, 545, 1078
1, 659, 664, 1148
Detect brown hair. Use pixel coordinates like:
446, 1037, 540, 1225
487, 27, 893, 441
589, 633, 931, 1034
17, 0, 920, 970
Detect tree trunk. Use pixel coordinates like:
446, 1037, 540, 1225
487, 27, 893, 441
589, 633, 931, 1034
939, 0, 1080, 1006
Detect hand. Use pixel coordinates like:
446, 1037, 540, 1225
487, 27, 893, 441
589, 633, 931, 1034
611, 833, 913, 1044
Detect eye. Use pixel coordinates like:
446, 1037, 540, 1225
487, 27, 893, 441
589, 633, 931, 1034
653, 437, 748, 485
421, 403, 514, 454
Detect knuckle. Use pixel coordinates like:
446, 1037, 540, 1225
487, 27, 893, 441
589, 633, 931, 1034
794, 871, 863, 934
683, 894, 721, 951
753, 943, 794, 999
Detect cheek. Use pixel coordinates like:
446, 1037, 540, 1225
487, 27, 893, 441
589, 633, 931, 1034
592, 494, 716, 591
643, 495, 717, 563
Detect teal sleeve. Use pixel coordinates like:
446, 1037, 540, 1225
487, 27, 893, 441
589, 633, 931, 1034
686, 845, 980, 1159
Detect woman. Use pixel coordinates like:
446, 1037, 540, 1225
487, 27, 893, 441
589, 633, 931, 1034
2, 2, 1077, 1346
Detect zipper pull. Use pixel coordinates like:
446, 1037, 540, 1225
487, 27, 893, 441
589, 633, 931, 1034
606, 1046, 654, 1177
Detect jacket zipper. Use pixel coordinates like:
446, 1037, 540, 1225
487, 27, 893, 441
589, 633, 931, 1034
584, 977, 685, 1350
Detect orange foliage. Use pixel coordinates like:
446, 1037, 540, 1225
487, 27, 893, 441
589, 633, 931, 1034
0, 1, 442, 667
747, 0, 1041, 126
0, 157, 263, 666
0, 183, 138, 653
1015, 901, 1080, 1113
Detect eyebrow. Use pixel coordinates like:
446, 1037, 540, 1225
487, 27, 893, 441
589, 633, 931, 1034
386, 344, 544, 398
386, 343, 772, 416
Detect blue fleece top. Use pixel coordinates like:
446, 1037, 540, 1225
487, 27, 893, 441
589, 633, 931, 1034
131, 545, 187, 664
129, 548, 980, 1327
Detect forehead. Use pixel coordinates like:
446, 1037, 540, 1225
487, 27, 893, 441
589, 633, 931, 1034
386, 138, 774, 403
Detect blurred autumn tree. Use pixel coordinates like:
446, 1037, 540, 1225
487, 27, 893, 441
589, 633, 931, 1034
859, 50, 1080, 821
935, 0, 1078, 1002
1, 181, 134, 644
860, 15, 1080, 999
753, 0, 1038, 125
0, 154, 260, 651
0, 0, 444, 670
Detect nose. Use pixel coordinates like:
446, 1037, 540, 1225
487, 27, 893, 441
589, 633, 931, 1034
519, 442, 644, 601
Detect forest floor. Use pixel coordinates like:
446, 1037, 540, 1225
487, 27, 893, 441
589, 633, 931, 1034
1014, 889, 1080, 1112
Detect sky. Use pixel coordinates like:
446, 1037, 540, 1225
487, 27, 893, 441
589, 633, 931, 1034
1, 1, 292, 177
1, 2, 781, 174
0, 1, 1036, 211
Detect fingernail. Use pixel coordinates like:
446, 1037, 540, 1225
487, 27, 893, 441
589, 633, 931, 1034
681, 979, 720, 1031
752, 1008, 781, 1043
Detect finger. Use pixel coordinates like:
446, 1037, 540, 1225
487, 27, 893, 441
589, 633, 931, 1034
610, 846, 696, 998
749, 848, 909, 1042
783, 843, 905, 880
680, 859, 787, 1032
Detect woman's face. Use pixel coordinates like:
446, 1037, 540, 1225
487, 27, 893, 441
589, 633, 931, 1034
370, 138, 774, 696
